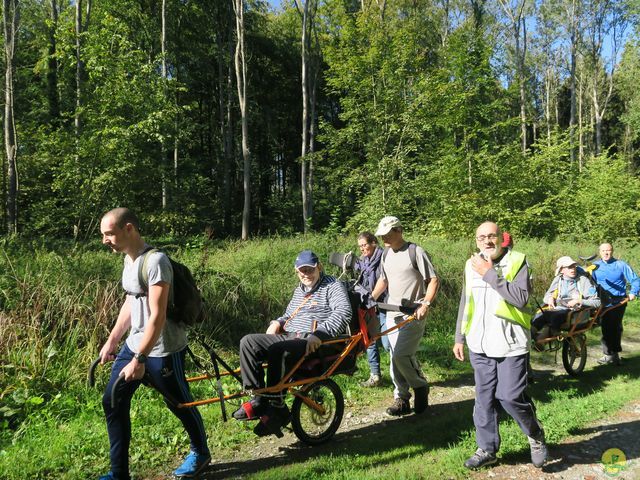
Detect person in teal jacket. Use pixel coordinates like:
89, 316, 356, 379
591, 243, 640, 365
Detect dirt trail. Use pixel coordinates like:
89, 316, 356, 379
199, 333, 640, 480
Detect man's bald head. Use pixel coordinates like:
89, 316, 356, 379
599, 243, 614, 262
103, 207, 140, 231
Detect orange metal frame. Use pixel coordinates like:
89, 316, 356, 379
535, 298, 628, 347
177, 312, 417, 412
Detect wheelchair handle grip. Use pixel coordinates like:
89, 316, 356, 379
111, 373, 125, 409
87, 357, 101, 387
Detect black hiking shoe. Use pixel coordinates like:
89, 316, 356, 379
232, 397, 267, 421
413, 386, 429, 414
463, 448, 497, 469
385, 398, 411, 416
253, 404, 290, 438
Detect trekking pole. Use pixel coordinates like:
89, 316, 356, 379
87, 357, 101, 387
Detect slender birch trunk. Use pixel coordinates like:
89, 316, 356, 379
3, 0, 18, 234
233, 0, 250, 240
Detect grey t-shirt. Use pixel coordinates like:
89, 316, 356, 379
380, 243, 437, 315
123, 248, 187, 357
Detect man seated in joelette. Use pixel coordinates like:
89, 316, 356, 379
233, 250, 352, 436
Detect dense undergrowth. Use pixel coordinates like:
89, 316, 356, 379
1, 233, 639, 478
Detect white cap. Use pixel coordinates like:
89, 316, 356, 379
375, 216, 402, 236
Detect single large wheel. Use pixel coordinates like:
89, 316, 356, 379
291, 379, 344, 445
562, 333, 587, 376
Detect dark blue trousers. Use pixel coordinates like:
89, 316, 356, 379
469, 351, 543, 454
601, 302, 626, 355
103, 344, 209, 480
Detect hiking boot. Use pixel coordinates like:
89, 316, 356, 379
413, 386, 429, 414
385, 398, 411, 416
232, 397, 267, 421
528, 433, 548, 468
463, 448, 497, 469
173, 451, 211, 478
253, 404, 290, 438
361, 374, 381, 387
597, 354, 621, 366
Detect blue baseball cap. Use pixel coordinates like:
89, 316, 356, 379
295, 250, 319, 269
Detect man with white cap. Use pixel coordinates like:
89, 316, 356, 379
371, 216, 439, 416
592, 243, 640, 365
531, 256, 600, 342
234, 250, 352, 436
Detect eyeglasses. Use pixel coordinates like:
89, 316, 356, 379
358, 243, 370, 249
476, 233, 499, 242
297, 266, 317, 275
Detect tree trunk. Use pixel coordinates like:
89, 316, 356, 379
578, 71, 584, 170
567, 0, 578, 166
225, 20, 234, 233
498, 0, 528, 153
233, 0, 250, 240
75, 0, 90, 141
545, 67, 551, 146
3, 0, 18, 234
299, 0, 310, 233
47, 0, 59, 122
296, 0, 318, 233
161, 0, 168, 210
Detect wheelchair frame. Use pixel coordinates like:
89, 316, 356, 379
89, 252, 419, 445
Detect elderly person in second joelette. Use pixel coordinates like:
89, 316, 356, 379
531, 256, 600, 342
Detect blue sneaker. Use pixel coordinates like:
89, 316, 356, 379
98, 474, 115, 480
98, 473, 117, 480
98, 472, 130, 480
173, 451, 211, 478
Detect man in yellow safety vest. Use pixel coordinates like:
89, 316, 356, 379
453, 221, 547, 470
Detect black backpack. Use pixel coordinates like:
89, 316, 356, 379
137, 248, 206, 326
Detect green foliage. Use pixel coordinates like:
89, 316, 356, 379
559, 153, 640, 240
0, 236, 639, 478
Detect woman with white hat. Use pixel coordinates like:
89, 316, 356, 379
531, 256, 601, 342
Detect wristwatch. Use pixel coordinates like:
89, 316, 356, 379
134, 352, 147, 364
423, 300, 431, 307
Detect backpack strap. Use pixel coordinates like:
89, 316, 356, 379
138, 247, 158, 294
408, 242, 418, 272
124, 246, 156, 298
381, 242, 419, 277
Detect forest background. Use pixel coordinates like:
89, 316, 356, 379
1, 0, 640, 241
2, 0, 640, 477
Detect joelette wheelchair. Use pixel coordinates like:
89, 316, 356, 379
89, 252, 419, 445
531, 254, 629, 376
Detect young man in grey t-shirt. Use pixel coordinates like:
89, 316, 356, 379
98, 208, 209, 480
371, 216, 439, 417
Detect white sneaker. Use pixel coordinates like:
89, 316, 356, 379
360, 374, 381, 387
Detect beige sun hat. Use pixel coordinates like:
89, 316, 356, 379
555, 256, 578, 275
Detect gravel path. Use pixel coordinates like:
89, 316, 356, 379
198, 333, 640, 480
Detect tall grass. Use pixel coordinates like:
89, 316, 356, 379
1, 233, 638, 474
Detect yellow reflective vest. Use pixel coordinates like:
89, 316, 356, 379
461, 249, 532, 335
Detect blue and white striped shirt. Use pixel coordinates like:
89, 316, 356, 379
275, 274, 352, 340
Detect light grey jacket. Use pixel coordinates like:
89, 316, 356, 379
542, 273, 600, 310
455, 253, 532, 358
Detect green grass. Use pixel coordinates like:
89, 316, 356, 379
1, 235, 640, 478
